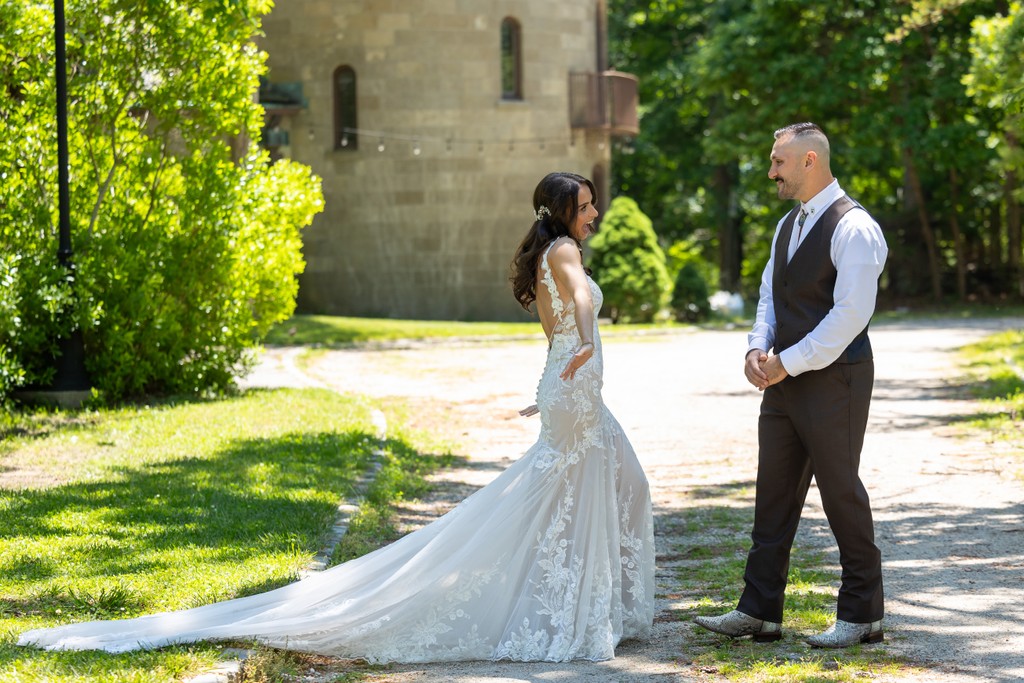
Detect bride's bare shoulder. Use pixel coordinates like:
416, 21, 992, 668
546, 238, 582, 266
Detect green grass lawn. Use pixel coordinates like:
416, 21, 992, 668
960, 329, 1024, 479
873, 301, 1024, 322
263, 314, 543, 346
262, 313, 709, 347
0, 389, 453, 683
264, 304, 1024, 349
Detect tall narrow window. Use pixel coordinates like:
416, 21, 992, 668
500, 18, 522, 100
334, 66, 357, 150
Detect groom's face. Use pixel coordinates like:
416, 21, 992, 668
768, 135, 805, 201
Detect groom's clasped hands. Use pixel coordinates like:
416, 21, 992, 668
744, 349, 789, 391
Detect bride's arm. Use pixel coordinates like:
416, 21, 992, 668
549, 241, 595, 380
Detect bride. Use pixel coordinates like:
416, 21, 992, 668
18, 171, 656, 663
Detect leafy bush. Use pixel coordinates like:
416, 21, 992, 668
589, 196, 672, 323
0, 255, 27, 400
666, 238, 718, 288
666, 238, 715, 322
0, 0, 322, 402
671, 262, 711, 322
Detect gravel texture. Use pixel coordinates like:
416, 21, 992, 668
243, 317, 1024, 682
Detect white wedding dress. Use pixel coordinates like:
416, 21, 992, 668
18, 244, 655, 663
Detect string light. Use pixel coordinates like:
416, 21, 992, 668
325, 126, 600, 155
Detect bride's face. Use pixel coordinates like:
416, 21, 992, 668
570, 185, 599, 242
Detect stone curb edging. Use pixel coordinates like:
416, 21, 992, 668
183, 362, 387, 683
300, 409, 386, 579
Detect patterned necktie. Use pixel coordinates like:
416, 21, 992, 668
797, 209, 808, 241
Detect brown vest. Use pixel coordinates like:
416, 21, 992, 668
772, 195, 873, 364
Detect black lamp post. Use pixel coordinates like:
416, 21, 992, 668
55, 0, 72, 268
45, 0, 90, 402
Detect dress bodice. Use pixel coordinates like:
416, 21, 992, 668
533, 239, 606, 473
539, 240, 602, 357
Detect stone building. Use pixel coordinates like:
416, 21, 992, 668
257, 1, 637, 321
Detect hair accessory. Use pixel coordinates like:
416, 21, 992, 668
534, 205, 551, 221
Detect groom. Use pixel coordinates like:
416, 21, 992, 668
694, 122, 888, 648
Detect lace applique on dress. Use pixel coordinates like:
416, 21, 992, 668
17, 239, 654, 665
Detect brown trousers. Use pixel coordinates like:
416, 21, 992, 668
737, 361, 884, 623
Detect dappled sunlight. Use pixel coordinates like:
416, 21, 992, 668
789, 495, 1024, 682
0, 427, 381, 620
872, 377, 971, 402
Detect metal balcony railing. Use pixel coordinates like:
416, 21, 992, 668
569, 70, 639, 136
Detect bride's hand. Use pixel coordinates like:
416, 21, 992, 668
518, 404, 539, 417
560, 342, 594, 381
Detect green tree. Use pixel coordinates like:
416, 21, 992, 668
609, 1, 726, 285
0, 0, 323, 401
965, 2, 1024, 297
589, 196, 671, 323
0, 255, 26, 403
882, 0, 1005, 302
609, 0, 1013, 303
670, 262, 711, 322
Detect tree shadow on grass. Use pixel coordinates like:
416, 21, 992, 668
0, 427, 447, 621
0, 422, 458, 678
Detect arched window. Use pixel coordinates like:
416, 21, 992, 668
333, 66, 357, 150
500, 18, 522, 100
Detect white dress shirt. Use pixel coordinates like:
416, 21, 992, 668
748, 179, 888, 376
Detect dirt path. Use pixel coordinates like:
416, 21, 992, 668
247, 318, 1024, 682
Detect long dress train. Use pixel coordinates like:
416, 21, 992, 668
18, 244, 656, 663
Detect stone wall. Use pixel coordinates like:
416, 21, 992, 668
257, 1, 611, 321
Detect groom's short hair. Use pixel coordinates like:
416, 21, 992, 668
774, 122, 825, 140
774, 122, 830, 162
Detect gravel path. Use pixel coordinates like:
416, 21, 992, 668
246, 317, 1024, 682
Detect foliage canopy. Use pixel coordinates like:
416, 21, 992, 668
0, 0, 323, 402
609, 0, 1023, 303
589, 197, 672, 323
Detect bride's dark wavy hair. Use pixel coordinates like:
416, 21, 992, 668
510, 172, 595, 311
